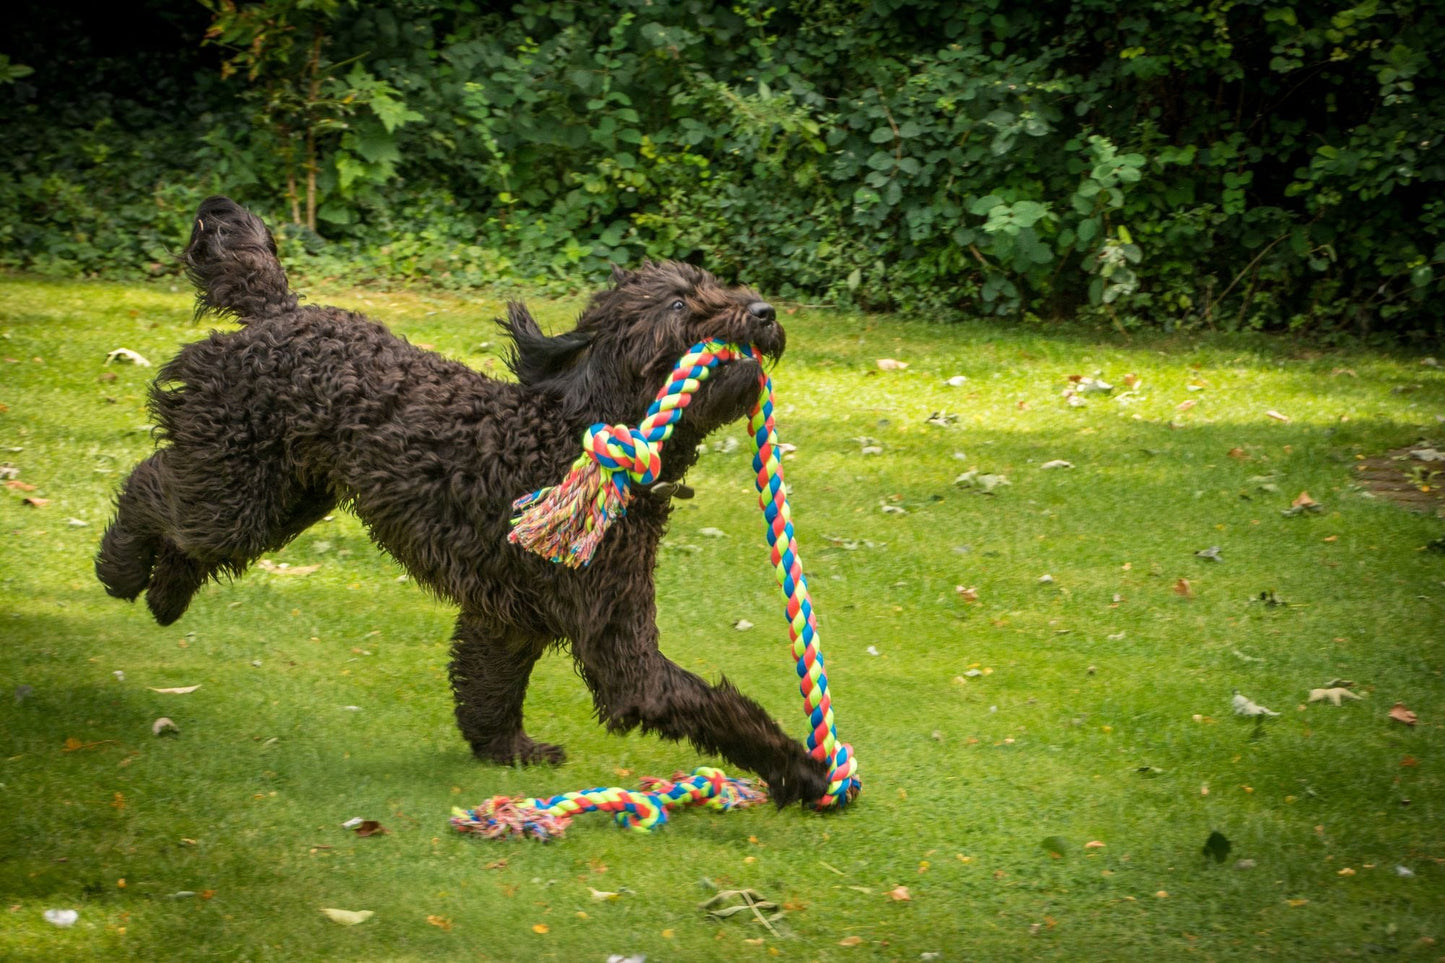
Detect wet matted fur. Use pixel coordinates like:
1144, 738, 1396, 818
95, 196, 830, 806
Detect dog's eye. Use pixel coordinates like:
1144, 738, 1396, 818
669, 299, 685, 312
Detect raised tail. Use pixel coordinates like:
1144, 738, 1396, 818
183, 195, 298, 322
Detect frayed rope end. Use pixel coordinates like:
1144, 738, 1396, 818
507, 459, 629, 568
451, 798, 572, 842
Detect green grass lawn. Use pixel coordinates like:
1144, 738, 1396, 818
1, 274, 1442, 961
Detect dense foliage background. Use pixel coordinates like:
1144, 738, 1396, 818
2, 0, 1442, 338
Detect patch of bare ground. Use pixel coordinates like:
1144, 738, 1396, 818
1353, 443, 1445, 518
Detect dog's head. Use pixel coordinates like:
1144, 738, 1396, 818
503, 261, 785, 441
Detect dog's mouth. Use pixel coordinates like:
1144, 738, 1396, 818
704, 302, 785, 364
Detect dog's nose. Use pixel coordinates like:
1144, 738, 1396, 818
747, 301, 776, 325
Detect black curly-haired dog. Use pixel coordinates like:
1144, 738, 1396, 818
95, 196, 830, 807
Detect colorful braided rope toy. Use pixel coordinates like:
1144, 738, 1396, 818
450, 340, 860, 840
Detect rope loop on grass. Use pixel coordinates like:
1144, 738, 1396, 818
472, 340, 861, 839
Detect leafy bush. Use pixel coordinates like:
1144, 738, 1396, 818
1, 0, 1440, 337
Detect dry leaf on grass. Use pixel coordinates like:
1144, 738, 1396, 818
148, 685, 201, 694
1308, 687, 1362, 706
256, 560, 321, 576
320, 908, 373, 926
876, 358, 909, 370
1389, 702, 1419, 726
1231, 691, 1279, 717
954, 470, 1010, 493
353, 821, 388, 837
1282, 491, 1324, 517
104, 348, 152, 367
886, 885, 912, 901
152, 717, 179, 736
1172, 578, 1193, 597
700, 889, 787, 935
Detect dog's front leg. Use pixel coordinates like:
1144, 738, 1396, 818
570, 610, 830, 809
449, 613, 564, 766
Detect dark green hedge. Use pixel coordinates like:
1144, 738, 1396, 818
2, 0, 1441, 338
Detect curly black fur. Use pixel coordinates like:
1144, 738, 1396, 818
96, 196, 828, 807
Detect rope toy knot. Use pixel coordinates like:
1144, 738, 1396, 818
583, 424, 663, 486
507, 338, 742, 567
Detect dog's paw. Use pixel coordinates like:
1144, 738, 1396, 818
472, 735, 567, 767
764, 754, 831, 810
516, 738, 567, 766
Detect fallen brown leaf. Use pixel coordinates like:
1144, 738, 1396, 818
22, 497, 49, 508
1173, 578, 1193, 598
838, 935, 864, 947
62, 737, 116, 752
354, 821, 388, 837
1176, 399, 1197, 411
4, 480, 36, 492
1389, 702, 1419, 726
876, 358, 909, 371
148, 685, 201, 694
426, 915, 452, 931
886, 885, 911, 902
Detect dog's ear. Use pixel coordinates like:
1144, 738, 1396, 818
500, 302, 594, 386
609, 263, 635, 287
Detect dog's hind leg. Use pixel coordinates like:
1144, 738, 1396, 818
144, 541, 213, 626
449, 613, 564, 766
96, 453, 172, 602
572, 616, 831, 809
143, 481, 336, 626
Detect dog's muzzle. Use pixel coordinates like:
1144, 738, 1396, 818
745, 301, 785, 358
